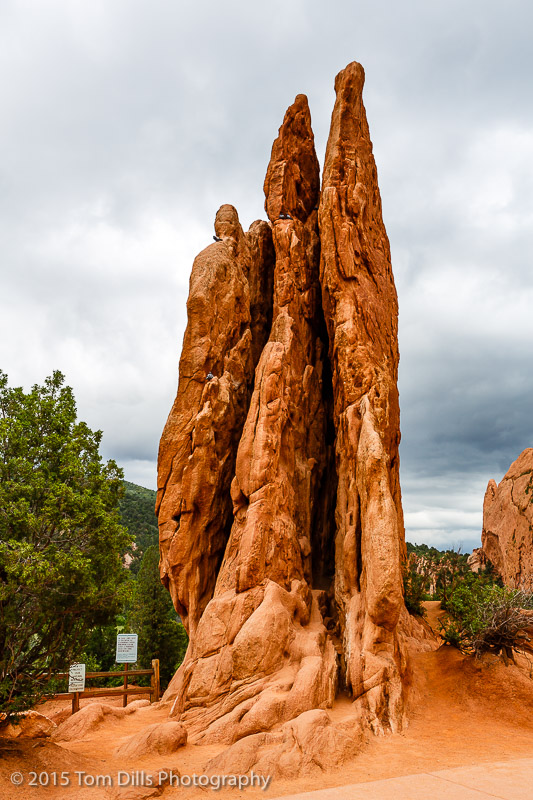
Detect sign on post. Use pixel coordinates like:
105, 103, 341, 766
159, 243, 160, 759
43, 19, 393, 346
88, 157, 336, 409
116, 633, 138, 663
68, 663, 86, 693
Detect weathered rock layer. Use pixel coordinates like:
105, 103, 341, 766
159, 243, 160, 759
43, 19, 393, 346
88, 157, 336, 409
481, 448, 533, 592
157, 62, 410, 769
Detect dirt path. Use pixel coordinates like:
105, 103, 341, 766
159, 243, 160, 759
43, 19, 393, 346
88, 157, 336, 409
2, 604, 533, 800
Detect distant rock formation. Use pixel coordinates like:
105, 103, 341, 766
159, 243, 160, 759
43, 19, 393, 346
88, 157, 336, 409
481, 448, 533, 592
156, 62, 418, 771
467, 547, 489, 574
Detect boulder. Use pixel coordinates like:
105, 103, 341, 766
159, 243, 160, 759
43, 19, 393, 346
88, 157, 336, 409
0, 710, 56, 739
205, 709, 361, 779
53, 703, 126, 742
467, 547, 489, 573
114, 722, 187, 759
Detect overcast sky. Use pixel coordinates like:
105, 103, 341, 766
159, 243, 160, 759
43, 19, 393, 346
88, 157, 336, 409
1, 0, 532, 552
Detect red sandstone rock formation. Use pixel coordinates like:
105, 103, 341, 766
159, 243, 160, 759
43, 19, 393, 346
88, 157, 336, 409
157, 62, 413, 770
318, 62, 406, 732
481, 448, 533, 592
156, 206, 274, 635
163, 94, 338, 746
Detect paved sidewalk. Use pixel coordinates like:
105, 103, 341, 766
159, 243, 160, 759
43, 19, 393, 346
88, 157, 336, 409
273, 757, 533, 799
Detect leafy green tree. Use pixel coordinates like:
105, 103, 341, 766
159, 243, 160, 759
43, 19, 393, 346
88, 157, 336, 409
128, 545, 188, 689
0, 370, 130, 717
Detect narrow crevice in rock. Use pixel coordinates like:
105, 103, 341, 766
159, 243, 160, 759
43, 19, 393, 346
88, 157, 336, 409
309, 307, 337, 595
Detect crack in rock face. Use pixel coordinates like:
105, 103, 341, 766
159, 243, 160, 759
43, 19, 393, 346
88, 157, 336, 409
481, 448, 533, 592
156, 61, 417, 772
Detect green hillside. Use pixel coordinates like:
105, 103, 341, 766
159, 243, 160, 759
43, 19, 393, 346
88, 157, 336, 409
119, 480, 159, 573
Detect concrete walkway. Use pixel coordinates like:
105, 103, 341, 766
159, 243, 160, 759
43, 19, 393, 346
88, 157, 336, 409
273, 757, 533, 799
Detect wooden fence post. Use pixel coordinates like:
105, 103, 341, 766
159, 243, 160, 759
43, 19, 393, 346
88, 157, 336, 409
151, 659, 160, 702
122, 663, 128, 707
72, 692, 80, 715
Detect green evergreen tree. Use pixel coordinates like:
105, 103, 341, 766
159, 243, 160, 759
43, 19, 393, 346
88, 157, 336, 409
0, 370, 130, 718
128, 545, 188, 689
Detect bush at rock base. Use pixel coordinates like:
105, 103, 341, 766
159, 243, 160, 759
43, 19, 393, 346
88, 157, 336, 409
440, 572, 533, 663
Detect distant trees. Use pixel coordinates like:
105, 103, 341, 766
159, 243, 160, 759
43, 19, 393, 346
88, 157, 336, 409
404, 543, 475, 615
128, 545, 188, 689
119, 481, 159, 574
0, 371, 130, 717
404, 542, 533, 666
402, 561, 428, 616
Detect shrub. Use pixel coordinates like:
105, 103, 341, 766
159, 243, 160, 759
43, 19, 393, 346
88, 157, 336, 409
440, 572, 533, 663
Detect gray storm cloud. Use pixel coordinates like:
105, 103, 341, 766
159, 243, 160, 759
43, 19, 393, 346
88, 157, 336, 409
1, 0, 532, 552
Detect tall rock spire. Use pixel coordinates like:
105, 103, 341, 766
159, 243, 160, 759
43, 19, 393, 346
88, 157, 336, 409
156, 64, 426, 777
163, 94, 340, 748
156, 205, 274, 636
319, 61, 406, 731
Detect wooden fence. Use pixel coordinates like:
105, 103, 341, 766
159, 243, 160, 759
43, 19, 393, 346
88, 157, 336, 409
54, 659, 160, 714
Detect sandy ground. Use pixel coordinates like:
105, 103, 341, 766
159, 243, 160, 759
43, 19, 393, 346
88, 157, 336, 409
1, 602, 533, 800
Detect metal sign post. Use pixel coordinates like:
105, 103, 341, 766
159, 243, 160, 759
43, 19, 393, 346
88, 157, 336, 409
115, 634, 138, 663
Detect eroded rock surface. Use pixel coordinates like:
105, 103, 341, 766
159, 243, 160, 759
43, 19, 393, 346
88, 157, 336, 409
164, 94, 338, 746
481, 448, 533, 591
114, 721, 187, 759
318, 61, 406, 732
156, 206, 274, 635
157, 61, 411, 773
0, 710, 56, 739
205, 709, 361, 779
53, 703, 126, 742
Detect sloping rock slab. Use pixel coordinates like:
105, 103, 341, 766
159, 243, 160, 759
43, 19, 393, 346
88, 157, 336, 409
114, 722, 187, 759
205, 709, 360, 779
53, 703, 126, 741
0, 710, 56, 739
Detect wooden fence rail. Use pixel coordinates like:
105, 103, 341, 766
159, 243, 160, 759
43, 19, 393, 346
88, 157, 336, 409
51, 659, 160, 715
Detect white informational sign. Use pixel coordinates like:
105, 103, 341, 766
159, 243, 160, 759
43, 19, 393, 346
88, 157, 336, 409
116, 633, 138, 663
68, 663, 86, 692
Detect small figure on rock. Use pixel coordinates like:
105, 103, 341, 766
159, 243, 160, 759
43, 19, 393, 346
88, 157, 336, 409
279, 213, 286, 219
206, 372, 214, 381
213, 235, 222, 242
285, 213, 292, 219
